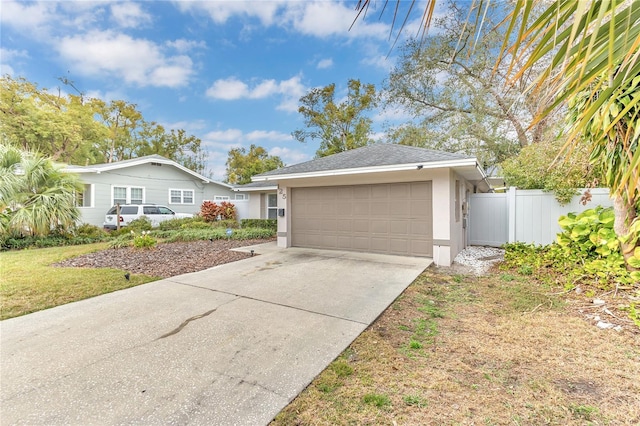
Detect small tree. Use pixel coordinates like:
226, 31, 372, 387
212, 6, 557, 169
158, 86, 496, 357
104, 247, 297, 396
293, 79, 376, 157
0, 144, 82, 237
500, 139, 600, 204
567, 72, 640, 269
199, 201, 237, 222
225, 145, 283, 185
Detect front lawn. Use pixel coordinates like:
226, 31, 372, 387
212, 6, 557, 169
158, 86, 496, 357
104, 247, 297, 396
0, 243, 158, 320
272, 269, 640, 425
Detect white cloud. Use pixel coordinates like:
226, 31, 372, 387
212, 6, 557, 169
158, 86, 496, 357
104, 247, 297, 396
206, 78, 249, 100
283, 2, 388, 39
317, 58, 333, 69
57, 30, 194, 87
165, 39, 207, 52
206, 75, 306, 112
174, 1, 389, 40
0, 48, 29, 77
0, 1, 58, 34
173, 0, 284, 26
203, 129, 245, 144
111, 2, 152, 28
245, 130, 293, 142
269, 146, 310, 165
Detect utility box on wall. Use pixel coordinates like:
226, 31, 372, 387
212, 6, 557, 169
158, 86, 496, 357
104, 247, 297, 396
278, 208, 285, 217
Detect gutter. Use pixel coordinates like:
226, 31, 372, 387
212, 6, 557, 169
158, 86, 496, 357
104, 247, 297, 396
252, 158, 478, 181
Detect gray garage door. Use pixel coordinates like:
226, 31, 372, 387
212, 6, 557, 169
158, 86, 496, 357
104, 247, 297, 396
291, 181, 433, 257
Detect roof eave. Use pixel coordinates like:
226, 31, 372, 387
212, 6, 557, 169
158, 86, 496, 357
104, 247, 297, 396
233, 185, 278, 192
252, 158, 478, 181
65, 157, 212, 184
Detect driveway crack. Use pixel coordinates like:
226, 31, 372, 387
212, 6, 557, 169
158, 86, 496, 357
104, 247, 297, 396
156, 308, 218, 340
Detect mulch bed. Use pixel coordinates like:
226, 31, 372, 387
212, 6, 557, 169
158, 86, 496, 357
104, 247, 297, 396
54, 238, 275, 278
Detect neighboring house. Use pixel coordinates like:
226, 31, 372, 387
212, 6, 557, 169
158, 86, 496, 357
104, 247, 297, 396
249, 144, 492, 266
232, 181, 278, 221
65, 155, 244, 227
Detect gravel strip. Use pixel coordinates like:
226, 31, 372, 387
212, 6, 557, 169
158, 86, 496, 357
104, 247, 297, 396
452, 246, 505, 276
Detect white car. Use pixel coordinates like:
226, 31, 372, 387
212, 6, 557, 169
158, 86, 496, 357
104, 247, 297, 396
103, 204, 193, 230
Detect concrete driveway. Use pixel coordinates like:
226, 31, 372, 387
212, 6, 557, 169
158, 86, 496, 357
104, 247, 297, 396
1, 243, 431, 425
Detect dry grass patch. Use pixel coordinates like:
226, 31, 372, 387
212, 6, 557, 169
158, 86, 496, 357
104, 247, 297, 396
272, 269, 640, 425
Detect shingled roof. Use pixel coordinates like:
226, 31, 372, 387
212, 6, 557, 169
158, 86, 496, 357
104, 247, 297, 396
254, 144, 474, 178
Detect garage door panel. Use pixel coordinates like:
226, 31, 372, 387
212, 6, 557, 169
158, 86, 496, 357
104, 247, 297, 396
370, 238, 389, 252
371, 185, 388, 198
353, 221, 369, 232
390, 221, 408, 235
292, 182, 432, 257
390, 183, 410, 199
353, 187, 370, 199
371, 220, 389, 234
410, 221, 430, 235
337, 187, 353, 199
337, 236, 353, 249
321, 219, 337, 232
389, 239, 409, 254
352, 237, 370, 250
353, 201, 369, 215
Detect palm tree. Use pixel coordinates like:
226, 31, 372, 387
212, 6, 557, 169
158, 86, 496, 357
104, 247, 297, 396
355, 0, 640, 266
0, 144, 82, 237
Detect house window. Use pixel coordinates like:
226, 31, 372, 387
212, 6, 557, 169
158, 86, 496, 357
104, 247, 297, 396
169, 189, 195, 205
76, 184, 93, 208
112, 186, 144, 205
234, 193, 248, 201
214, 195, 230, 201
267, 193, 278, 219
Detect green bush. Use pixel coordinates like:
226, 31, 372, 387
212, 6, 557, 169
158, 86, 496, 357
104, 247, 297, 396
502, 206, 640, 287
133, 231, 157, 249
210, 219, 240, 229
164, 227, 275, 243
1, 232, 105, 251
158, 216, 205, 231
127, 216, 153, 231
75, 223, 108, 239
240, 219, 277, 230
108, 234, 133, 249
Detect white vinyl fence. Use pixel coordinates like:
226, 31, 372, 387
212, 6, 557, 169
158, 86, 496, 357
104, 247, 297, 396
469, 188, 612, 247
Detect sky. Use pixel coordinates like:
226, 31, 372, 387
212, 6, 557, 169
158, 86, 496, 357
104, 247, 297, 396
0, 0, 443, 180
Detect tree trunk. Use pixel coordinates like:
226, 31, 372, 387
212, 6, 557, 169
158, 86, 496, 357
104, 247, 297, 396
613, 195, 638, 271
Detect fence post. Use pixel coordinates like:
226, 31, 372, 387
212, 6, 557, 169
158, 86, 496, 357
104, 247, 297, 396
508, 187, 517, 243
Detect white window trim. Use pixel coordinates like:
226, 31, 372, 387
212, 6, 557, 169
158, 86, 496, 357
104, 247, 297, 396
168, 188, 195, 205
77, 183, 95, 208
267, 192, 278, 219
111, 185, 145, 205
234, 193, 249, 201
213, 195, 230, 201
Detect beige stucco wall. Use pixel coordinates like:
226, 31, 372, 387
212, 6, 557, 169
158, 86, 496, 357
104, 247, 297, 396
270, 167, 471, 266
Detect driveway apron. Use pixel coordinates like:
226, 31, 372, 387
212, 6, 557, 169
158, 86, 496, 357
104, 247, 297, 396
1, 243, 432, 425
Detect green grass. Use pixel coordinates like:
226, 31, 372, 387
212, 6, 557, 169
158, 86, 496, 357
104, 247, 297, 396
362, 393, 391, 408
0, 243, 158, 320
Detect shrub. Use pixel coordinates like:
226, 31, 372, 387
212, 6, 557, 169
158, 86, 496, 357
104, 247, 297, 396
75, 223, 108, 239
502, 206, 640, 287
200, 201, 219, 222
127, 216, 153, 231
158, 216, 205, 231
132, 231, 157, 249
164, 227, 275, 243
240, 219, 277, 230
210, 219, 240, 229
218, 201, 237, 221
199, 201, 238, 222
